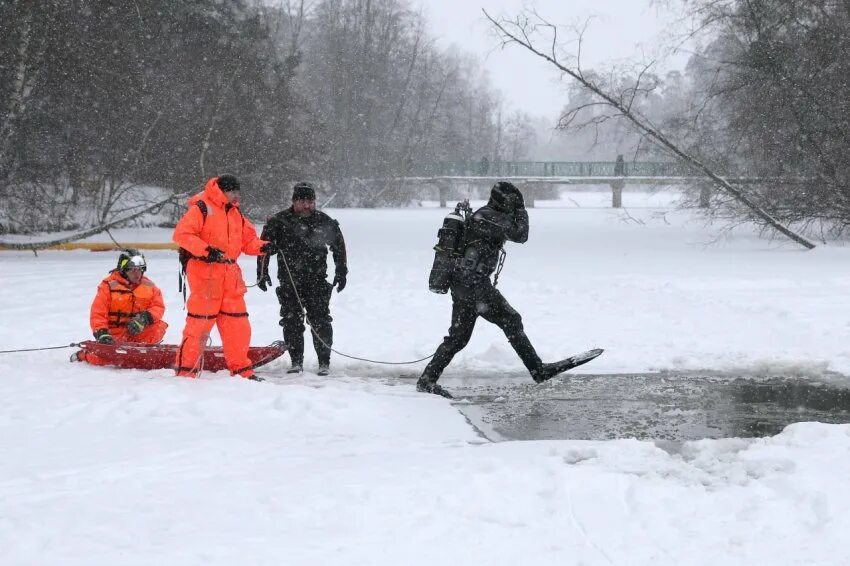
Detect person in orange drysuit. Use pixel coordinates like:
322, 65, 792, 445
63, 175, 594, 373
72, 249, 169, 365
172, 174, 275, 379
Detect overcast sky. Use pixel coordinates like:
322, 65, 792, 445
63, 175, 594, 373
422, 0, 689, 120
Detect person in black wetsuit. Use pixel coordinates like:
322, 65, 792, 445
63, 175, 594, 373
417, 182, 565, 398
257, 182, 347, 376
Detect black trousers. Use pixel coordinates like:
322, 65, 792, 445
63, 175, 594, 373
276, 278, 333, 365
421, 276, 542, 383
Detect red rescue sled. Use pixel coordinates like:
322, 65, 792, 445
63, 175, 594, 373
77, 340, 287, 372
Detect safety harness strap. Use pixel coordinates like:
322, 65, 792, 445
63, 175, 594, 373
186, 311, 248, 319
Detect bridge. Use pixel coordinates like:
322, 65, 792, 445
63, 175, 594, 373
409, 159, 693, 178
392, 158, 757, 208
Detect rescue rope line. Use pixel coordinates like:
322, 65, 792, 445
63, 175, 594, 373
0, 342, 82, 354
246, 259, 266, 288
492, 249, 507, 288
193, 335, 211, 378
278, 250, 434, 365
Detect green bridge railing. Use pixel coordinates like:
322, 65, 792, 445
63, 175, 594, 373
409, 160, 698, 177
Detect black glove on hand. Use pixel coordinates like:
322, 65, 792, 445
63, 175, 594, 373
257, 272, 272, 292
127, 311, 153, 336
333, 272, 347, 293
260, 242, 277, 255
509, 191, 525, 210
206, 246, 225, 262
94, 328, 114, 344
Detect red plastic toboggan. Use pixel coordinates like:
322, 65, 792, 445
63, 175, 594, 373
77, 340, 287, 372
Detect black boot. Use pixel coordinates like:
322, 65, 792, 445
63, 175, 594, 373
416, 378, 453, 399
531, 363, 560, 384
287, 356, 303, 374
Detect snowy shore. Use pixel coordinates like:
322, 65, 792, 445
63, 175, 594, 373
1, 192, 848, 565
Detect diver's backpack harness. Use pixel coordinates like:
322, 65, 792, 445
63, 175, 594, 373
428, 200, 508, 293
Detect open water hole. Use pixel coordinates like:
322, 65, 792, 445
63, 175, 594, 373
437, 371, 850, 443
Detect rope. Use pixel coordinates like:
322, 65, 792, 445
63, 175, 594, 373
175, 334, 211, 378
0, 342, 82, 354
245, 255, 266, 289
193, 335, 211, 378
277, 249, 434, 365
492, 249, 507, 288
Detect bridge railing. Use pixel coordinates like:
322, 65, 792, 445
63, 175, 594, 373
410, 160, 697, 178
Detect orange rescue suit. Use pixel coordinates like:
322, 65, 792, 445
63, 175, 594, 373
172, 177, 267, 378
83, 271, 169, 365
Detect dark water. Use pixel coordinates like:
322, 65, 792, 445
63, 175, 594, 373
444, 371, 850, 442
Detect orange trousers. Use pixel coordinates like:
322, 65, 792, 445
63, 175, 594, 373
80, 320, 168, 365
175, 262, 254, 378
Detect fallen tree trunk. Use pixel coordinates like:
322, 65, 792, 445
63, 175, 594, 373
0, 193, 187, 251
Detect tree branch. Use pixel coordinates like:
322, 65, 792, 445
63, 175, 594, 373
483, 8, 815, 249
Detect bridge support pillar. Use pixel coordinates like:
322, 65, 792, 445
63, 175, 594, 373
437, 181, 449, 208
611, 180, 625, 208
699, 185, 711, 208
520, 184, 535, 208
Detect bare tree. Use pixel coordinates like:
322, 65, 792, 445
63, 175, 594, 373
501, 110, 537, 161
666, 0, 850, 234
484, 8, 815, 249
302, 0, 503, 204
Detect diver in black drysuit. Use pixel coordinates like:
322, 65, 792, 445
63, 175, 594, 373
418, 182, 562, 399
257, 182, 347, 375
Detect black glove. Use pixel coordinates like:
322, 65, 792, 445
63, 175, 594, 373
206, 246, 225, 262
508, 190, 525, 210
333, 272, 347, 293
491, 181, 524, 212
257, 272, 272, 292
94, 328, 114, 344
127, 311, 153, 336
260, 242, 277, 255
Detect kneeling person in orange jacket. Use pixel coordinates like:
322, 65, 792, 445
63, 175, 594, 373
73, 249, 168, 364
173, 174, 274, 380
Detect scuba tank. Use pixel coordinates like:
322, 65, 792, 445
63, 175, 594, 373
428, 200, 471, 294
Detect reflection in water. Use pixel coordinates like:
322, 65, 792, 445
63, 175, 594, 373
731, 379, 850, 437
450, 372, 850, 442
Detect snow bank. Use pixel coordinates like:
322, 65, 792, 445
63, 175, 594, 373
1, 193, 848, 564
1, 370, 847, 564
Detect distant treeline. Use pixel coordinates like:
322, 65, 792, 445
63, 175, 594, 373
0, 0, 525, 232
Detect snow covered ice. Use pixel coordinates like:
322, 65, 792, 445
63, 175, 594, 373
2, 192, 850, 565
